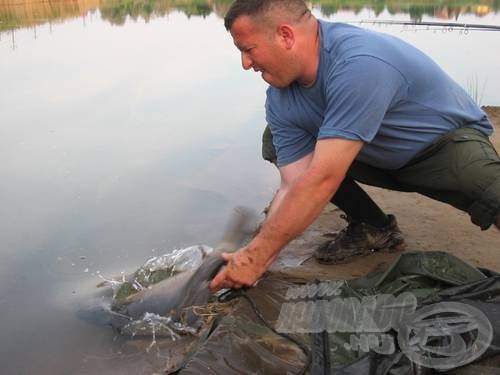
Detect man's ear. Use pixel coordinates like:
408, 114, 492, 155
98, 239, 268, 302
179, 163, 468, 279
277, 24, 295, 49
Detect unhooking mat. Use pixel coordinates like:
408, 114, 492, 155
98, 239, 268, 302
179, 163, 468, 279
172, 251, 500, 375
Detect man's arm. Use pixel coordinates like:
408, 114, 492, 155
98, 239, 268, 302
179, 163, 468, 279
266, 151, 313, 218
210, 137, 364, 290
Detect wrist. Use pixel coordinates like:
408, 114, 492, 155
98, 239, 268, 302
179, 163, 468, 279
245, 233, 281, 267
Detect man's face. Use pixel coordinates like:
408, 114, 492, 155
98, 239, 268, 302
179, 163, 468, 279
230, 16, 296, 88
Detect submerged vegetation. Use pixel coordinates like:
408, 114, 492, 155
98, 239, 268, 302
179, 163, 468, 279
1, 0, 499, 33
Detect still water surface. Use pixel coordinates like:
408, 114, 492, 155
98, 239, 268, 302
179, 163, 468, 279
1, 0, 499, 373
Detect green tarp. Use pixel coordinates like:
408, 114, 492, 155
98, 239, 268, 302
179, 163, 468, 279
174, 251, 500, 374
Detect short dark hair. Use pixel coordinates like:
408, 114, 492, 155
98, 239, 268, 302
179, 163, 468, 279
223, 0, 309, 31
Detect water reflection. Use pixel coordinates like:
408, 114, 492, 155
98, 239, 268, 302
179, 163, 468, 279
1, 0, 498, 35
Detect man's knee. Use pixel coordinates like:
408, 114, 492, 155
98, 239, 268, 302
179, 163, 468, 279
467, 175, 500, 230
262, 125, 277, 165
396, 128, 500, 230
452, 130, 500, 230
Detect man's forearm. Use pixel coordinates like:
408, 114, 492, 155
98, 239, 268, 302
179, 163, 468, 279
246, 166, 342, 267
265, 188, 287, 219
209, 139, 364, 290
245, 138, 364, 268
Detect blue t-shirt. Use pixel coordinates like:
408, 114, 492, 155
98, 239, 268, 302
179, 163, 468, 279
265, 21, 493, 169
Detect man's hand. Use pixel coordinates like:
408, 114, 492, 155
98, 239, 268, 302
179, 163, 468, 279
210, 246, 275, 291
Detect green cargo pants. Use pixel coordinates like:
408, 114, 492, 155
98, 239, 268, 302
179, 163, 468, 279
262, 126, 500, 230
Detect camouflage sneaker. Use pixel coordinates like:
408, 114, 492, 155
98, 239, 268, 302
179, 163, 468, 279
314, 214, 405, 264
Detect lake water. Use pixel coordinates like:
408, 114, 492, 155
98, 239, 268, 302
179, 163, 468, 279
1, 0, 499, 373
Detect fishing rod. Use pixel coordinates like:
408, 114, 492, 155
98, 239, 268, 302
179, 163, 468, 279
355, 20, 500, 31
